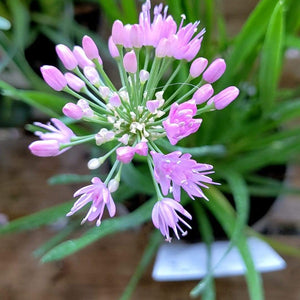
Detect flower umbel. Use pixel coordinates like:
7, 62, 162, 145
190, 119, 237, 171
29, 0, 239, 239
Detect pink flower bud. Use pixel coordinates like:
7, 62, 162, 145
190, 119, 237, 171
130, 24, 144, 48
73, 46, 95, 69
116, 146, 135, 163
83, 66, 100, 85
29, 140, 60, 157
112, 20, 124, 45
40, 65, 67, 91
118, 134, 129, 145
203, 58, 226, 83
193, 84, 214, 104
99, 86, 111, 99
123, 50, 137, 73
123, 24, 132, 48
109, 94, 121, 107
134, 142, 148, 156
146, 100, 163, 113
95, 128, 115, 145
64, 72, 85, 92
77, 99, 94, 117
82, 35, 100, 60
62, 103, 83, 120
55, 44, 78, 70
189, 57, 208, 78
207, 86, 239, 110
108, 179, 119, 193
139, 70, 149, 83
108, 36, 119, 58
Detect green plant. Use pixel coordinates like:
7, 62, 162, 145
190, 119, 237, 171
1, 1, 300, 300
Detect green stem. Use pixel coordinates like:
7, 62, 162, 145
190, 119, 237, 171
95, 59, 117, 91
163, 60, 183, 92
147, 155, 163, 199
60, 135, 95, 149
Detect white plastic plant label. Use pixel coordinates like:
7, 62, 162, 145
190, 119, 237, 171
152, 237, 286, 281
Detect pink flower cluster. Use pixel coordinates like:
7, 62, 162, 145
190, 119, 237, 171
28, 0, 239, 241
111, 1, 204, 61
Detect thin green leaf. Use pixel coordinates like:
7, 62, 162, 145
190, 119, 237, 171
218, 0, 278, 86
0, 201, 73, 235
41, 198, 156, 262
191, 202, 215, 300
121, 0, 138, 24
0, 37, 46, 89
121, 163, 154, 194
156, 139, 226, 158
48, 174, 93, 185
119, 231, 162, 300
285, 35, 300, 50
96, 0, 122, 22
259, 1, 284, 112
7, 0, 30, 49
191, 171, 249, 298
0, 81, 69, 117
166, 0, 183, 22
223, 170, 249, 241
285, 0, 300, 34
34, 222, 80, 257
201, 187, 264, 300
269, 98, 300, 123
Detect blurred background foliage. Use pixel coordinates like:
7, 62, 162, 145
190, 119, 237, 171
1, 0, 300, 299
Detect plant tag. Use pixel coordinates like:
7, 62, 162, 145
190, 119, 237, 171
152, 237, 286, 281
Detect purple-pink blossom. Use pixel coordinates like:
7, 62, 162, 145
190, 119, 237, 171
151, 151, 217, 202
203, 58, 226, 83
189, 57, 208, 78
29, 118, 75, 157
163, 100, 202, 145
63, 102, 84, 120
152, 197, 192, 242
123, 50, 137, 73
116, 146, 136, 163
82, 35, 101, 61
40, 66, 67, 91
67, 177, 116, 226
64, 72, 86, 92
193, 84, 214, 105
55, 44, 78, 70
207, 86, 240, 110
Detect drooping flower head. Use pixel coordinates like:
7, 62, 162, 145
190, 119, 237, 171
152, 197, 192, 242
67, 177, 116, 226
29, 0, 238, 239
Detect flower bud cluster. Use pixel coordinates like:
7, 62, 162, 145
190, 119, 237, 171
29, 0, 239, 241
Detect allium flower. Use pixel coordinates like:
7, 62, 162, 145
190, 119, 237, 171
152, 198, 192, 242
163, 100, 202, 145
67, 177, 116, 226
29, 0, 238, 237
151, 151, 217, 202
29, 118, 75, 157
